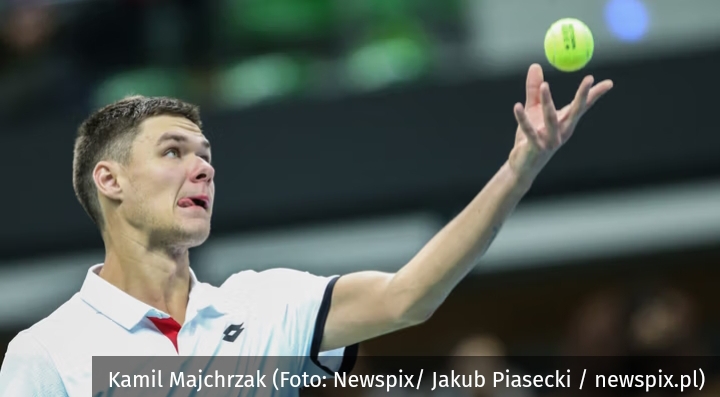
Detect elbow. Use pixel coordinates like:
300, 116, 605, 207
395, 305, 437, 328
382, 275, 439, 329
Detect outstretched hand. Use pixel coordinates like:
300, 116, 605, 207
508, 63, 613, 182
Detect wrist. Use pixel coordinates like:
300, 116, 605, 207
501, 161, 536, 194
506, 144, 555, 189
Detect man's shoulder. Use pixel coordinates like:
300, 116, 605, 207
1, 329, 69, 397
4, 293, 92, 383
218, 267, 335, 295
11, 292, 97, 355
211, 267, 338, 316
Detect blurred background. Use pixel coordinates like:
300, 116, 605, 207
2, 0, 720, 395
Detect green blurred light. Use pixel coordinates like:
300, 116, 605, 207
346, 36, 430, 91
340, 0, 461, 21
345, 19, 433, 91
222, 0, 333, 39
217, 54, 304, 108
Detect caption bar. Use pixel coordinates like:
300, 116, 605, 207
105, 367, 706, 393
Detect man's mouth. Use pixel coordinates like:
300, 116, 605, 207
178, 195, 209, 210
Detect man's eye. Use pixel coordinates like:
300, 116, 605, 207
165, 148, 180, 158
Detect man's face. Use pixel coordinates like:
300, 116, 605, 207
118, 115, 215, 248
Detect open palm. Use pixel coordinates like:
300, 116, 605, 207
509, 64, 613, 180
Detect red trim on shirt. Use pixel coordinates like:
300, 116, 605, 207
148, 317, 182, 352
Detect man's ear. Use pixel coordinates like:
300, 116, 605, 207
93, 161, 123, 202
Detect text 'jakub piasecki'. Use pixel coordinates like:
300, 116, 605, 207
334, 369, 573, 391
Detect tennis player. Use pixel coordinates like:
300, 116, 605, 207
0, 64, 612, 396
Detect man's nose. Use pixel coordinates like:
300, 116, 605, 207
192, 158, 214, 183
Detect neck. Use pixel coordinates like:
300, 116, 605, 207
99, 227, 192, 324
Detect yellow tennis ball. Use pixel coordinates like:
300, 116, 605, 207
544, 18, 594, 72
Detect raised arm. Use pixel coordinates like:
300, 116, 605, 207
320, 64, 613, 352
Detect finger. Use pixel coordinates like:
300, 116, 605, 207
560, 78, 613, 124
540, 82, 559, 140
525, 63, 545, 108
568, 75, 594, 120
585, 79, 614, 110
557, 103, 572, 122
514, 103, 541, 146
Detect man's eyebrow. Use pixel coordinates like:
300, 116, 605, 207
157, 132, 211, 149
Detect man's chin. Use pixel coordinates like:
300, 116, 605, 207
167, 222, 211, 247
185, 227, 211, 247
183, 233, 210, 248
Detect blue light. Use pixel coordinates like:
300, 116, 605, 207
604, 0, 649, 42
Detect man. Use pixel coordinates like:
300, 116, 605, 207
0, 64, 612, 396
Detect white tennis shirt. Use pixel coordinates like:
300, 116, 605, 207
0, 264, 357, 396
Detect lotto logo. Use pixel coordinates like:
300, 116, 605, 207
223, 323, 244, 342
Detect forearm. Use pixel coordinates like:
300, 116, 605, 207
387, 160, 533, 323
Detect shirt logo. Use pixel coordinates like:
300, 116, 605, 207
223, 323, 244, 342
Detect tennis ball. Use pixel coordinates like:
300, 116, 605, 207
544, 18, 594, 72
